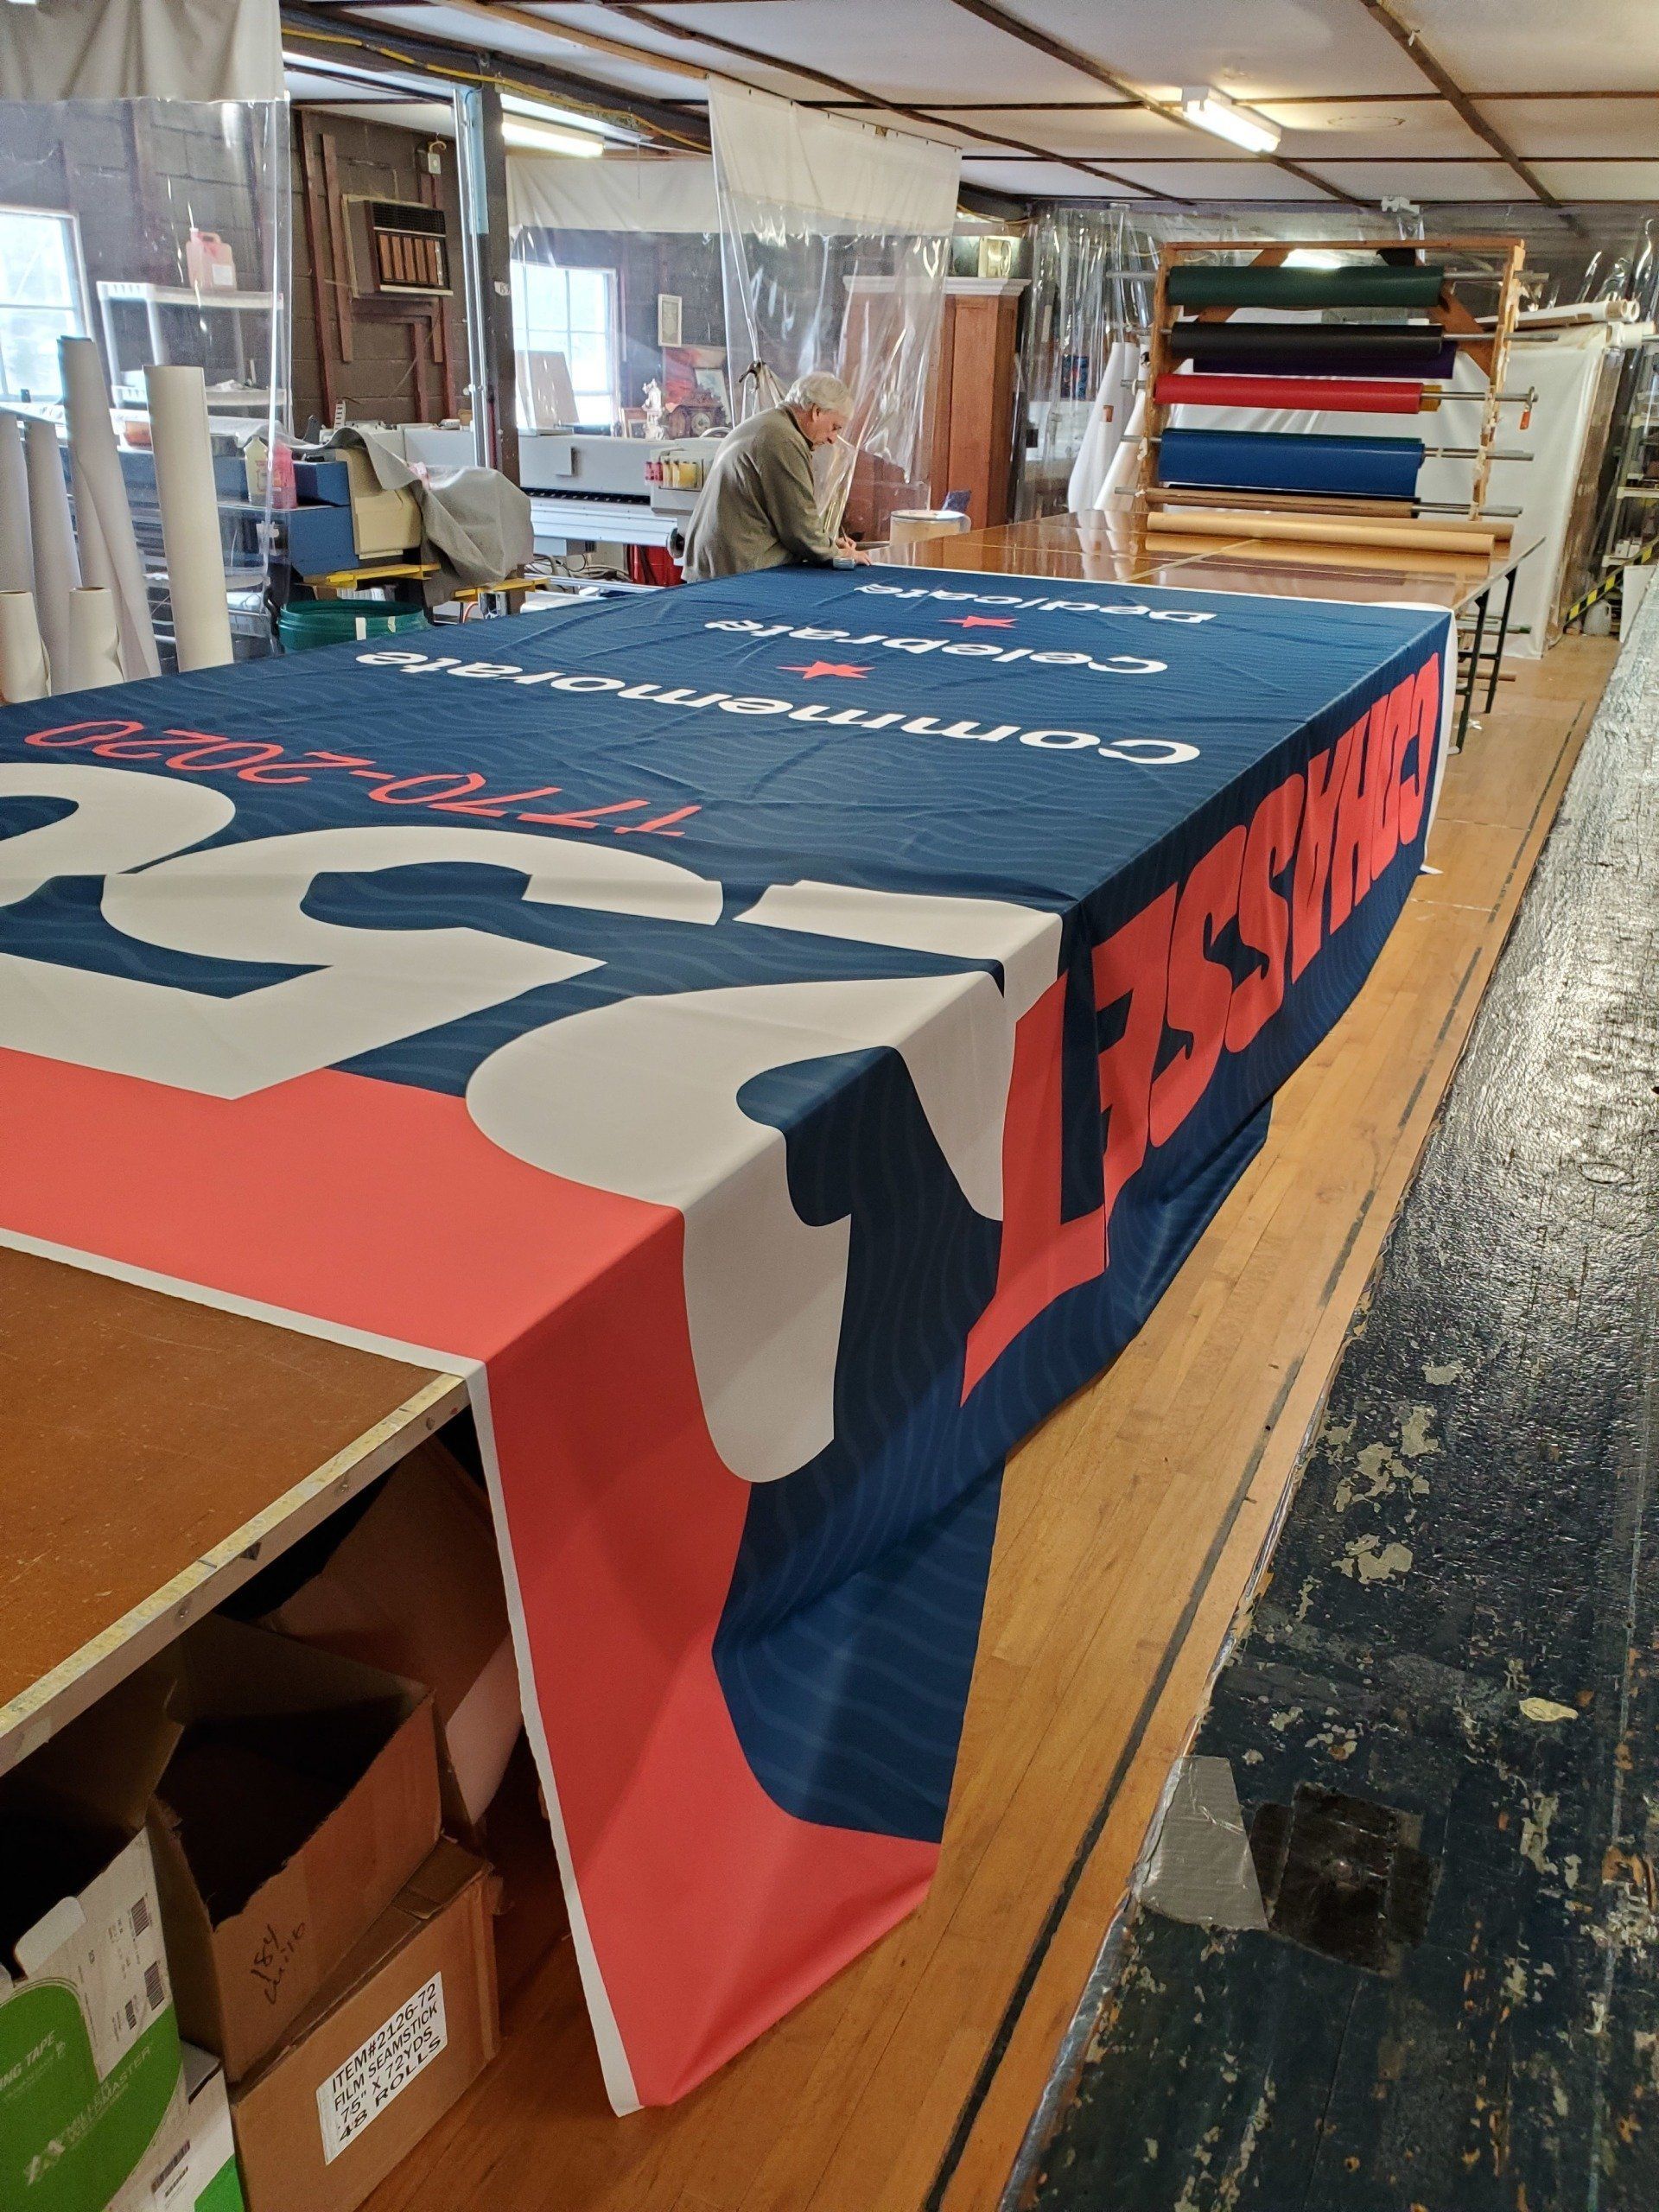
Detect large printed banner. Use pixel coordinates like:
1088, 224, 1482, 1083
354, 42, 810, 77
0, 566, 1451, 2109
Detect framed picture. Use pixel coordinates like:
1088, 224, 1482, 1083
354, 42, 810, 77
658, 293, 683, 346
660, 344, 728, 424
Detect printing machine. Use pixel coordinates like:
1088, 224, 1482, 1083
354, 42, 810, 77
402, 426, 726, 556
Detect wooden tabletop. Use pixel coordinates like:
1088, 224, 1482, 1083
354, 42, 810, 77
880, 507, 1538, 615
0, 1244, 462, 1775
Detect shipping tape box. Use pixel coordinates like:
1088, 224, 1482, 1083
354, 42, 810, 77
147, 1614, 442, 2084
264, 1439, 521, 1833
230, 1843, 499, 2212
1, 1675, 189, 2212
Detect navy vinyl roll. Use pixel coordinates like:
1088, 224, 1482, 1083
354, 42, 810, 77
1159, 427, 1424, 500
1168, 322, 1455, 378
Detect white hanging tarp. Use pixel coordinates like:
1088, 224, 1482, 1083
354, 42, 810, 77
708, 81, 959, 238
0, 0, 282, 104
508, 154, 720, 238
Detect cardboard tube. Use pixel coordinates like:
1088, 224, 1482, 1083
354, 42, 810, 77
1144, 507, 1498, 556
0, 413, 33, 597
60, 336, 160, 679
144, 365, 234, 672
59, 586, 125, 693
23, 416, 79, 675
0, 589, 49, 702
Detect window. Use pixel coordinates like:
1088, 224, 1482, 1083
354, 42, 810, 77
511, 259, 620, 429
0, 207, 88, 404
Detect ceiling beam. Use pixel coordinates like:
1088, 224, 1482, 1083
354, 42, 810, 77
607, 1, 1192, 200
399, 0, 715, 81
940, 0, 1367, 204
282, 4, 709, 148
287, 2, 1032, 217
1351, 0, 1585, 226
785, 88, 1659, 111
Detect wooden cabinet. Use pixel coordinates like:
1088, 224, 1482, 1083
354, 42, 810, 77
927, 278, 1027, 531
839, 276, 1027, 543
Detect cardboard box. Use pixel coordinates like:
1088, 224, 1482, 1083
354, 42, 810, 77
230, 1844, 499, 2212
175, 2046, 245, 2212
265, 1440, 521, 1831
340, 448, 423, 561
1, 1674, 189, 2212
148, 1617, 441, 2085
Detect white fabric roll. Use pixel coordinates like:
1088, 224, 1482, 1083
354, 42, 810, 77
1067, 337, 1140, 516
1096, 388, 1147, 509
0, 589, 49, 702
59, 336, 160, 679
0, 413, 33, 597
144, 365, 234, 671
60, 585, 124, 693
22, 415, 79, 675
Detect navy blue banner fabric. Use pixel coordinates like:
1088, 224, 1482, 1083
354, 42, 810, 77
0, 563, 1452, 2103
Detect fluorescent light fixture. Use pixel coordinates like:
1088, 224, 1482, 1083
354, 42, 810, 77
502, 117, 605, 156
1285, 249, 1346, 270
1179, 87, 1281, 157
501, 97, 606, 157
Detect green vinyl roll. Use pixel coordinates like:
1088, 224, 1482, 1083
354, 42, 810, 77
1166, 261, 1446, 311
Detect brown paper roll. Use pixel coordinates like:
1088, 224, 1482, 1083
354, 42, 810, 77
1144, 507, 1499, 556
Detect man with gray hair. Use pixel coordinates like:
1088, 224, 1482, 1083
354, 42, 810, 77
680, 372, 863, 582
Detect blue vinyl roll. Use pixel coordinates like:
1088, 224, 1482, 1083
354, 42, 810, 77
1158, 428, 1424, 501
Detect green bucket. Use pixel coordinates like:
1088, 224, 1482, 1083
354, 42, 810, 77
278, 600, 429, 653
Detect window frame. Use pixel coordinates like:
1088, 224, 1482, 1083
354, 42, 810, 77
512, 257, 622, 430
0, 202, 92, 405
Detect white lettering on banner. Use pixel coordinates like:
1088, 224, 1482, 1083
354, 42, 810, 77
316, 1972, 448, 2165
468, 970, 1020, 1485
0, 769, 720, 1096
0, 762, 233, 904
855, 584, 1215, 623
354, 655, 1202, 766
0, 766, 1065, 1487
704, 620, 1166, 677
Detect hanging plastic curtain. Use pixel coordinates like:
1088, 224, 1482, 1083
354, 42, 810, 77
0, 0, 287, 677
1014, 207, 1154, 519
708, 81, 958, 537
506, 154, 726, 436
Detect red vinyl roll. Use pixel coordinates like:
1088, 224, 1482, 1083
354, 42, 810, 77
1154, 372, 1425, 416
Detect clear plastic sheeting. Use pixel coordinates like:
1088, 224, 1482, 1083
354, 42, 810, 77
709, 82, 958, 539
1016, 208, 1154, 519
0, 95, 288, 672
507, 154, 726, 438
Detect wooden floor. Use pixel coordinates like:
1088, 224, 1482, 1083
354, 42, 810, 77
367, 638, 1618, 2212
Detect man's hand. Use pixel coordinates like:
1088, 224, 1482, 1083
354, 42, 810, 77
836, 535, 870, 566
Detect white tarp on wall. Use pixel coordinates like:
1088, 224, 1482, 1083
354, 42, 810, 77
708, 81, 958, 239
508, 154, 720, 238
0, 0, 281, 103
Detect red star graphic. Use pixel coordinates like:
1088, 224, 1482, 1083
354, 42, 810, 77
942, 614, 1015, 628
781, 660, 872, 680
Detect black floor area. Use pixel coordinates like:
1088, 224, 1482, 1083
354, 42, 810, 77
1010, 607, 1659, 2212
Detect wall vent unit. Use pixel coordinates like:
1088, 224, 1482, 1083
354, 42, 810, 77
344, 197, 452, 299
